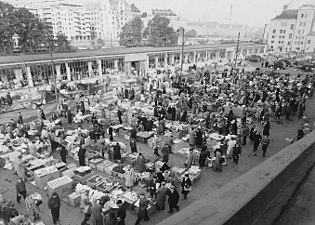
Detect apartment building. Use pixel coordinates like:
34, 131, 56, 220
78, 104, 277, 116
5, 0, 140, 46
267, 4, 315, 53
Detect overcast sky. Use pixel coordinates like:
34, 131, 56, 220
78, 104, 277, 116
128, 0, 315, 27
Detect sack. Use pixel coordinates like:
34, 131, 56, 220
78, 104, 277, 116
184, 186, 192, 192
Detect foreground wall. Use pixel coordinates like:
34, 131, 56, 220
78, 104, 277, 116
157, 131, 315, 225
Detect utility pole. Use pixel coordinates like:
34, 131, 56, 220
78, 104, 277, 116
181, 28, 185, 74
234, 32, 240, 68
48, 39, 59, 103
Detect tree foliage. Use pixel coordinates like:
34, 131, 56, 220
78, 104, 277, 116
186, 29, 197, 38
145, 15, 178, 47
0, 1, 52, 54
54, 32, 71, 52
119, 16, 143, 47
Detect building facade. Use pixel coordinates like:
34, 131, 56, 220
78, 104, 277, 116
4, 0, 140, 47
267, 4, 315, 53
0, 43, 265, 95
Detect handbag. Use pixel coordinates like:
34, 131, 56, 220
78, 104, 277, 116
184, 186, 192, 192
35, 200, 43, 206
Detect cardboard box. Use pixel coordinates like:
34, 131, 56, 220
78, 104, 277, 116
47, 176, 74, 199
34, 166, 60, 189
74, 172, 94, 185
68, 192, 81, 208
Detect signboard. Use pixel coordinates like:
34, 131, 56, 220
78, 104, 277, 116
125, 53, 147, 62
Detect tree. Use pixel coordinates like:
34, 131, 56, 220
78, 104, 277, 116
55, 32, 70, 52
145, 15, 178, 47
119, 16, 143, 47
0, 1, 52, 54
186, 29, 197, 38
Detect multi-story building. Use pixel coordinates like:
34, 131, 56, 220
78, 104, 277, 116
266, 4, 315, 53
4, 0, 140, 47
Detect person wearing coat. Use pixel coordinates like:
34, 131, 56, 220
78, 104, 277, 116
137, 153, 146, 173
262, 121, 270, 138
189, 129, 195, 146
253, 131, 262, 156
185, 148, 195, 169
48, 192, 61, 225
59, 145, 67, 163
25, 193, 41, 222
78, 145, 86, 166
116, 200, 127, 225
14, 155, 26, 181
113, 143, 121, 161
156, 182, 168, 211
161, 144, 169, 163
16, 178, 27, 203
167, 185, 180, 213
89, 199, 103, 225
181, 173, 192, 200
134, 193, 149, 225
124, 166, 135, 190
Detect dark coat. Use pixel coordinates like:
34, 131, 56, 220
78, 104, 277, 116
167, 189, 180, 206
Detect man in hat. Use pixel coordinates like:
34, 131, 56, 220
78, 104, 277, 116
181, 173, 192, 200
16, 178, 27, 203
156, 181, 167, 211
167, 185, 179, 213
116, 200, 126, 225
253, 130, 262, 156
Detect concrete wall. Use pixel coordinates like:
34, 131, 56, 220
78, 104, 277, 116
157, 131, 315, 225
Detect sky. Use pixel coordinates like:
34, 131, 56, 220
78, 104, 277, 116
127, 0, 315, 27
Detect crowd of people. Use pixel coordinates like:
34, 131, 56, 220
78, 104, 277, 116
0, 60, 314, 225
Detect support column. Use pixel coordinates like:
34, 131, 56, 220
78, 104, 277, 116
185, 53, 189, 63
55, 64, 62, 81
164, 52, 168, 67
125, 61, 131, 76
171, 54, 175, 65
216, 52, 220, 59
197, 52, 201, 62
88, 61, 93, 78
146, 56, 149, 73
155, 56, 159, 68
114, 59, 119, 69
14, 69, 23, 81
65, 62, 71, 81
26, 66, 34, 87
193, 51, 197, 63
97, 59, 102, 77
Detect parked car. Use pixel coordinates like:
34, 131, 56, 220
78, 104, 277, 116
274, 61, 286, 70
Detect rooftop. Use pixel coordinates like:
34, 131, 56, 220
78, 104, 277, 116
273, 9, 298, 20
0, 43, 264, 66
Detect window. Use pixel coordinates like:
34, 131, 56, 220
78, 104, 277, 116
272, 35, 275, 38
301, 42, 304, 45
301, 13, 304, 18
283, 30, 286, 34
308, 40, 311, 44
300, 22, 303, 26
304, 22, 306, 26
271, 41, 274, 44
288, 41, 291, 46
289, 33, 293, 38
291, 24, 294, 30
278, 41, 281, 44
273, 29, 276, 33
280, 30, 283, 34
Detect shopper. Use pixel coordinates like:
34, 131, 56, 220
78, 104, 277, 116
134, 193, 149, 225
16, 178, 27, 203
48, 192, 61, 225
181, 173, 192, 200
116, 200, 126, 225
261, 137, 270, 157
167, 185, 180, 213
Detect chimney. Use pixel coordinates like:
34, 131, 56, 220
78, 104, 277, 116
283, 4, 288, 11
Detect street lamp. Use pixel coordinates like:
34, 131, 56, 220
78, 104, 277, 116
177, 28, 185, 75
